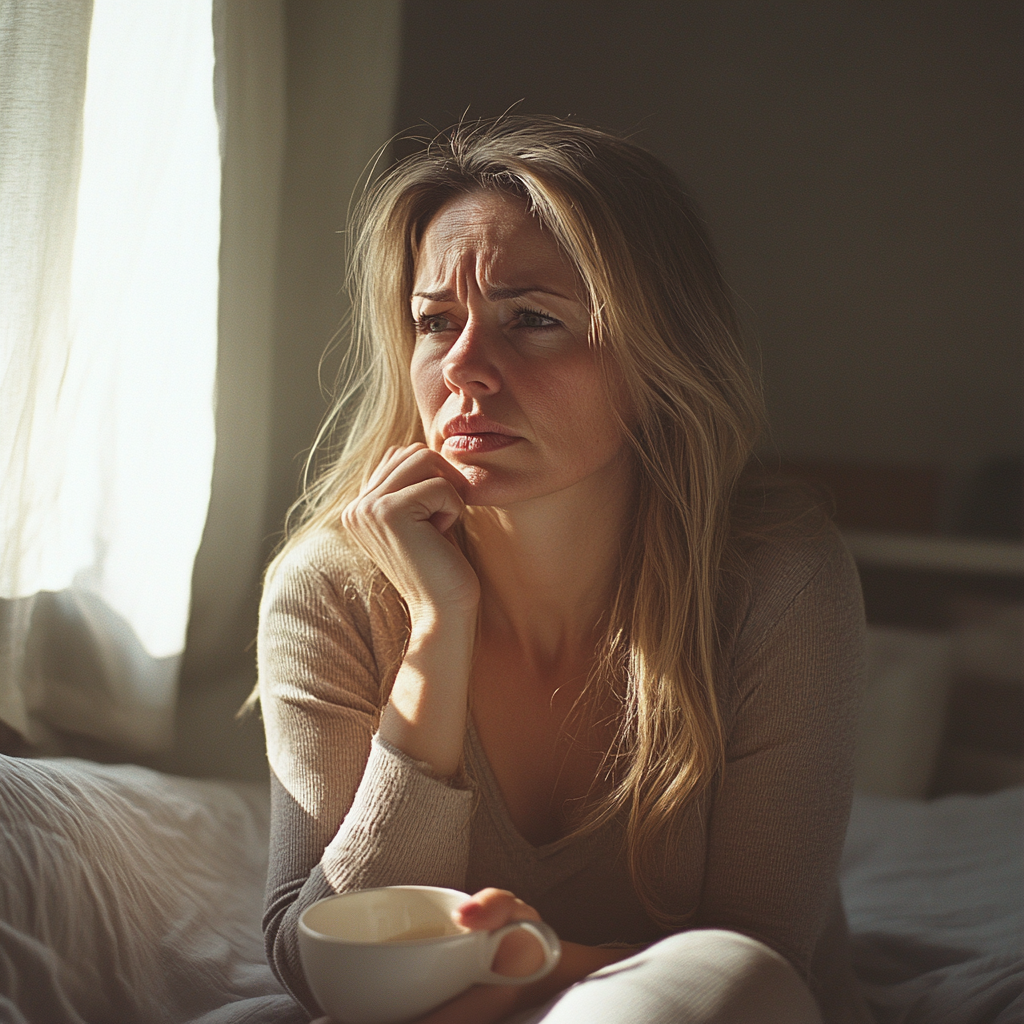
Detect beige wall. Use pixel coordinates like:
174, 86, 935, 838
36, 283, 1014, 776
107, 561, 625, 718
170, 0, 402, 779
264, 0, 403, 553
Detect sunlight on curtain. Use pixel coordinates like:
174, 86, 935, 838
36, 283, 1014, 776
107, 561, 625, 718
0, 0, 219, 751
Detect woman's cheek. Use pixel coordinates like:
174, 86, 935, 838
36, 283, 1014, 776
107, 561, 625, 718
410, 355, 447, 447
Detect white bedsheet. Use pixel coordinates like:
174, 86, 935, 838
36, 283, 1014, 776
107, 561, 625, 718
0, 756, 300, 1024
0, 755, 1020, 1023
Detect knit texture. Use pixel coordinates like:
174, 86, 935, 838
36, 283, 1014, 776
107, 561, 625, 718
257, 522, 872, 1022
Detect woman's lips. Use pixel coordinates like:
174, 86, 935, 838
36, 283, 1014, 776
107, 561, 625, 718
442, 432, 521, 453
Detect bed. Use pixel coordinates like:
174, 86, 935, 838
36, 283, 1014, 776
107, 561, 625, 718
2, 572, 1022, 1024
0, 748, 1020, 1022
843, 786, 1022, 1023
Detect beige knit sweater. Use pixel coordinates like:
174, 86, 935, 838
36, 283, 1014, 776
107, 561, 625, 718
257, 521, 873, 1022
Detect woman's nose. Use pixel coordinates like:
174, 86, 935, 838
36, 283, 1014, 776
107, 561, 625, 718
441, 319, 501, 396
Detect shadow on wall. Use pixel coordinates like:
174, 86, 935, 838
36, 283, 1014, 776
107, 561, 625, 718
394, 0, 1022, 493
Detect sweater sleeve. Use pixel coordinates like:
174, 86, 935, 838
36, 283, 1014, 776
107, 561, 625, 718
694, 525, 865, 980
257, 532, 474, 1012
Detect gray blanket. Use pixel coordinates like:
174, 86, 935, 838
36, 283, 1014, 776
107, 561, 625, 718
843, 788, 1023, 1024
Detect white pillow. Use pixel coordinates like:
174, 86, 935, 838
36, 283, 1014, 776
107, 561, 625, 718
855, 626, 954, 798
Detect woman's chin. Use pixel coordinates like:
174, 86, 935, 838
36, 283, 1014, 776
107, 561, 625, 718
460, 476, 511, 508
452, 464, 527, 508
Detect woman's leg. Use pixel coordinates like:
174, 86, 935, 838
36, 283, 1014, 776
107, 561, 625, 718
508, 930, 822, 1024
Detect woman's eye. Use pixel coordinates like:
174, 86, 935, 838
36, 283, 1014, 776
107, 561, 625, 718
515, 308, 560, 330
415, 314, 453, 334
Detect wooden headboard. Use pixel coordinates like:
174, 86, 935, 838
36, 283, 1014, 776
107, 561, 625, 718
782, 459, 1024, 797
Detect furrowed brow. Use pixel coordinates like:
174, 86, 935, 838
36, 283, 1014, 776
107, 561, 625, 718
411, 286, 571, 302
485, 286, 570, 301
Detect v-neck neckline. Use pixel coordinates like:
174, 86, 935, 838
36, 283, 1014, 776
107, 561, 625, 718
465, 717, 589, 860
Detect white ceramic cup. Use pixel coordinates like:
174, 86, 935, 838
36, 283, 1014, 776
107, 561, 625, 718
298, 885, 562, 1024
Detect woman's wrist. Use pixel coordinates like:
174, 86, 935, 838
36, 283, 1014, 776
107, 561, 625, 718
509, 940, 633, 1013
377, 616, 476, 778
407, 608, 477, 650
413, 941, 630, 1024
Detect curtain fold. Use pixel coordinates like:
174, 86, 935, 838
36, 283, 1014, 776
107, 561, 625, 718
0, 0, 220, 752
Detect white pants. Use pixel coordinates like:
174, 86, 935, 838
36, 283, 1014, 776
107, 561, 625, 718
508, 930, 823, 1024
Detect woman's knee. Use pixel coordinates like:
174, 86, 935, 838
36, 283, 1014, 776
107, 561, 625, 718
529, 928, 822, 1024
636, 929, 822, 1024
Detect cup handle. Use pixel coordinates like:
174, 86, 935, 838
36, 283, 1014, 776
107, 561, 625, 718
476, 920, 562, 986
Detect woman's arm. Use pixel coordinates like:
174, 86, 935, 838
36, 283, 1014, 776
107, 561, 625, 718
413, 890, 635, 1024
340, 444, 480, 776
258, 530, 475, 1012
260, 445, 486, 1011
695, 525, 864, 981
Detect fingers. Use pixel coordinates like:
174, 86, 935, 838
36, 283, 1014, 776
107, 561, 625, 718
346, 446, 470, 545
340, 447, 480, 620
453, 891, 546, 980
343, 475, 466, 541
454, 888, 542, 930
361, 444, 469, 504
363, 445, 405, 491
454, 889, 548, 979
384, 476, 466, 532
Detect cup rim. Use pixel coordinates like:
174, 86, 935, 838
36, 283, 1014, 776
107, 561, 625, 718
298, 885, 474, 947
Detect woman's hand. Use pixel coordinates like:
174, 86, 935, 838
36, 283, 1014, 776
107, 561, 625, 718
412, 889, 635, 1024
456, 888, 550, 979
341, 444, 479, 776
340, 444, 479, 624
410, 889, 545, 1024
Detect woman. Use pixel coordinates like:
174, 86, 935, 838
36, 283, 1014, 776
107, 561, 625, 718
257, 116, 870, 1023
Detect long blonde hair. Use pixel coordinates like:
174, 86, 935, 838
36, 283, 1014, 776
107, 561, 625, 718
271, 116, 766, 927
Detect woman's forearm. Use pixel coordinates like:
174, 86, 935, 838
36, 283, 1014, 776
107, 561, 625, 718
377, 614, 476, 778
512, 940, 634, 1010
415, 941, 635, 1024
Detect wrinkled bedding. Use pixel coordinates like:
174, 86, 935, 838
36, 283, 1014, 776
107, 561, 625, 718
842, 788, 1023, 1024
0, 757, 300, 1024
0, 755, 1020, 1024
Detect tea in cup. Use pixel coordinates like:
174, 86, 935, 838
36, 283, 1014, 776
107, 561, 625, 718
298, 885, 561, 1024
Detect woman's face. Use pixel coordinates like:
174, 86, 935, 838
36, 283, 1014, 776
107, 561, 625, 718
410, 190, 628, 508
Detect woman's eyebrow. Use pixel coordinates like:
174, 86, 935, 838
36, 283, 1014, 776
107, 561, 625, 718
412, 286, 574, 302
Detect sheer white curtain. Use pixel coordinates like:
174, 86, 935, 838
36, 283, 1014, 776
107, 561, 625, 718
0, 0, 219, 752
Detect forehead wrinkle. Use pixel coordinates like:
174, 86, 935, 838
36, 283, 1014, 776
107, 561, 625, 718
414, 240, 491, 305
412, 193, 579, 306
414, 235, 575, 299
